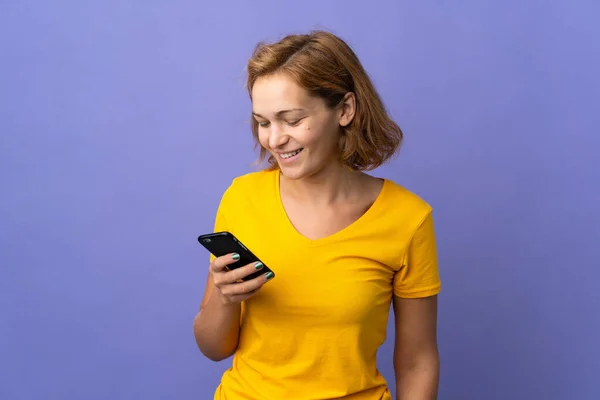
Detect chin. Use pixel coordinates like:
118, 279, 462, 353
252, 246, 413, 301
274, 149, 338, 180
278, 165, 307, 180
278, 161, 332, 181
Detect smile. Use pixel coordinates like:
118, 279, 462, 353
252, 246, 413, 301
280, 148, 303, 159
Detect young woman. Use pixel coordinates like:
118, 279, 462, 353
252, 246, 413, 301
194, 30, 441, 400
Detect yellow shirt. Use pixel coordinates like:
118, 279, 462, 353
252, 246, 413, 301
210, 169, 441, 400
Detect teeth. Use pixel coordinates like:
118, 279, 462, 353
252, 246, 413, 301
281, 149, 302, 159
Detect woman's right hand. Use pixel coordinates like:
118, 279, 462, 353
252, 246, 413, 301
210, 253, 272, 305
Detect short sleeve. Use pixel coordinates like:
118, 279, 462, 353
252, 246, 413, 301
213, 197, 228, 233
208, 186, 230, 263
393, 211, 442, 298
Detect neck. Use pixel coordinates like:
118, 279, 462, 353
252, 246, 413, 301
280, 163, 362, 206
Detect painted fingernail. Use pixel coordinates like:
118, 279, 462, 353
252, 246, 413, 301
265, 272, 274, 280
232, 253, 240, 261
254, 262, 263, 270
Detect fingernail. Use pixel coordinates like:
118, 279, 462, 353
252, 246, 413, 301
254, 262, 263, 270
265, 271, 274, 280
232, 253, 240, 261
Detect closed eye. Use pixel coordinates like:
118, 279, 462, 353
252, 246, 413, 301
286, 118, 303, 127
258, 121, 270, 128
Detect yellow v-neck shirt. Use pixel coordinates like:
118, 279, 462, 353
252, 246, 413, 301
210, 169, 441, 400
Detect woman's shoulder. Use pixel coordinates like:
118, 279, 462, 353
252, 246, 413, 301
229, 169, 276, 190
381, 178, 433, 216
219, 169, 276, 200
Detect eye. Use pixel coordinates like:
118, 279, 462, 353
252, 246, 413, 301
286, 119, 302, 127
258, 121, 270, 128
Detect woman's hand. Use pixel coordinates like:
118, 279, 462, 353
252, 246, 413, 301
210, 253, 272, 305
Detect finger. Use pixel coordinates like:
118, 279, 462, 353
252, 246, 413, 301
220, 273, 269, 296
228, 288, 260, 304
213, 261, 261, 287
210, 253, 240, 273
223, 261, 265, 283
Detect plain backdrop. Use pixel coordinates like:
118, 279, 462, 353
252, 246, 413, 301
1, 1, 599, 399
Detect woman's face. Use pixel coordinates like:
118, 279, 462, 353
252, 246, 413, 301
251, 73, 354, 180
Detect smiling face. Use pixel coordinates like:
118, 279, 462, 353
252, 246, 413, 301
251, 73, 354, 180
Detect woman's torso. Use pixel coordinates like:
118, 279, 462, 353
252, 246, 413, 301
212, 170, 433, 400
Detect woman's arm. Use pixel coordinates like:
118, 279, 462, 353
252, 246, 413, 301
193, 269, 242, 361
193, 253, 270, 361
393, 294, 440, 400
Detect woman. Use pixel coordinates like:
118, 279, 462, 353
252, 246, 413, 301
194, 30, 441, 400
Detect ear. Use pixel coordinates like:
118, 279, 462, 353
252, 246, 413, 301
338, 92, 356, 127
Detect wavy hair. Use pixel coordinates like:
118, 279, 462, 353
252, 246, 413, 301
246, 30, 402, 171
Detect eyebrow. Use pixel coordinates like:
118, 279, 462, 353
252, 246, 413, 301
252, 108, 306, 118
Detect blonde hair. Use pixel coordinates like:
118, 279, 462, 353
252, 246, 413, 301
246, 30, 403, 171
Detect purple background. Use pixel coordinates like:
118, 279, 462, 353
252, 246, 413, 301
1, 1, 599, 399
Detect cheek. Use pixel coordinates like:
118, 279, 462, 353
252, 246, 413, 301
304, 123, 339, 150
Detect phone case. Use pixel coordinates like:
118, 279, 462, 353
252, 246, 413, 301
197, 231, 274, 281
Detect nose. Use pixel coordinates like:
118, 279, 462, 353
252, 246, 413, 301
268, 123, 288, 150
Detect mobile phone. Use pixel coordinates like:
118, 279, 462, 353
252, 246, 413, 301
197, 231, 274, 281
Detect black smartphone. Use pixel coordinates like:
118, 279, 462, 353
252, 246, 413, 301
197, 231, 274, 281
